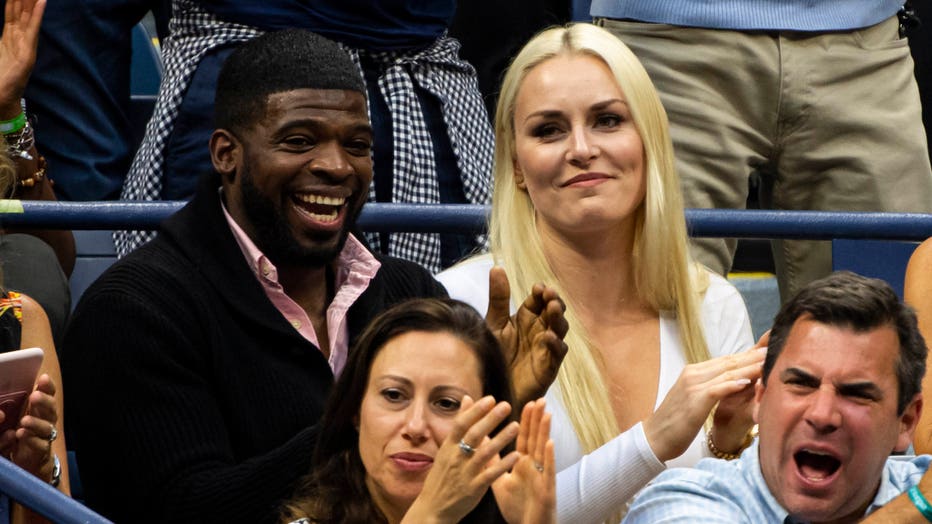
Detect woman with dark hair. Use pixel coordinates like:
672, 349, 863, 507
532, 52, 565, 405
282, 298, 554, 524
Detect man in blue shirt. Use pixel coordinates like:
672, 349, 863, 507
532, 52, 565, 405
626, 271, 932, 523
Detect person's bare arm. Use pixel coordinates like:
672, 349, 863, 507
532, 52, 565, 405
906, 238, 932, 453
862, 465, 932, 523
9, 294, 69, 524
18, 294, 68, 494
0, 0, 74, 277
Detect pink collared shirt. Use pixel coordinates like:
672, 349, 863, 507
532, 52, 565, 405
221, 196, 381, 376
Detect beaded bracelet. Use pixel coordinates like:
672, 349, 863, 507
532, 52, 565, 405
17, 155, 46, 189
908, 486, 932, 522
0, 112, 26, 135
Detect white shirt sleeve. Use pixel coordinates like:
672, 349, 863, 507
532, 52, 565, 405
435, 255, 494, 315
556, 422, 666, 524
440, 263, 755, 524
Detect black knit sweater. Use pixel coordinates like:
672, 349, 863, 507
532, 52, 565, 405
62, 174, 446, 524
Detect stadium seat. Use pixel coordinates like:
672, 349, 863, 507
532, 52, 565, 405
70, 231, 118, 310
831, 238, 920, 299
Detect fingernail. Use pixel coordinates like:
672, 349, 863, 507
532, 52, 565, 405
735, 378, 752, 385
757, 347, 768, 353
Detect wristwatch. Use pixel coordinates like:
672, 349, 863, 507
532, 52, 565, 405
50, 454, 61, 487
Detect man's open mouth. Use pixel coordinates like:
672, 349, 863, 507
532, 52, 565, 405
294, 193, 346, 223
794, 449, 841, 481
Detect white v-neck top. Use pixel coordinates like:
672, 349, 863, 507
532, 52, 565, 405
436, 254, 754, 523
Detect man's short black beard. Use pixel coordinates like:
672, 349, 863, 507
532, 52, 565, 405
238, 162, 356, 268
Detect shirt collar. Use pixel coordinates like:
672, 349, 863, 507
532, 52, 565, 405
746, 439, 894, 523
219, 191, 380, 300
741, 441, 792, 522
221, 194, 268, 280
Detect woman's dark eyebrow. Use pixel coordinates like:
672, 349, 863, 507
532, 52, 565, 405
523, 109, 563, 122
375, 374, 413, 387
430, 385, 470, 397
524, 98, 628, 123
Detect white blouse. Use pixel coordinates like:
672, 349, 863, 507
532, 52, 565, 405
436, 255, 754, 523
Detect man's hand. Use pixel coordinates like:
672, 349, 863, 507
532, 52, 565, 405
485, 267, 568, 407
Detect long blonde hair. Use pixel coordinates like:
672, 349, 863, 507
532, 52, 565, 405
489, 23, 711, 454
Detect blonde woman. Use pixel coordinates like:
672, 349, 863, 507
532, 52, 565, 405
437, 24, 762, 523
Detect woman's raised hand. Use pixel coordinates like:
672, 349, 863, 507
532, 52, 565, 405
643, 341, 766, 463
402, 395, 520, 524
710, 331, 770, 453
0, 373, 58, 482
492, 399, 556, 524
0, 0, 45, 112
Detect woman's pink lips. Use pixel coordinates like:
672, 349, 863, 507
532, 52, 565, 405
391, 452, 434, 472
561, 172, 612, 187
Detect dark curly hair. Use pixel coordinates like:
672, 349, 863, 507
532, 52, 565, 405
281, 298, 513, 523
214, 28, 365, 135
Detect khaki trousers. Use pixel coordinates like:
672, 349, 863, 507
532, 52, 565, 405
600, 15, 932, 301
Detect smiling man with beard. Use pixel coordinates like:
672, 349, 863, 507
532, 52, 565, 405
626, 271, 932, 523
61, 29, 567, 524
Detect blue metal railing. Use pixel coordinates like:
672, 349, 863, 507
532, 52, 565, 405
0, 458, 111, 523
2, 201, 932, 240
2, 199, 932, 521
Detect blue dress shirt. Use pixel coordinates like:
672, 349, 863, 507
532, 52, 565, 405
625, 441, 931, 523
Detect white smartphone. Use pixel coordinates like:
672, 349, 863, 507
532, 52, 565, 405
0, 347, 44, 434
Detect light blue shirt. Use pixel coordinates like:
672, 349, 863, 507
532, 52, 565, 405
625, 440, 931, 523
590, 0, 903, 32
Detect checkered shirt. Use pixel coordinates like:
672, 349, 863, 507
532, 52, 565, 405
116, 0, 493, 274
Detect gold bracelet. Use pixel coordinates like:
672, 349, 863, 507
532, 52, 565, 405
16, 155, 46, 188
707, 425, 758, 460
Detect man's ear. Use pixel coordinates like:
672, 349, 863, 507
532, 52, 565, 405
210, 129, 240, 183
752, 378, 765, 424
896, 393, 923, 453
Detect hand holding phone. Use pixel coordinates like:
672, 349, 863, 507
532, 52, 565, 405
0, 347, 44, 435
